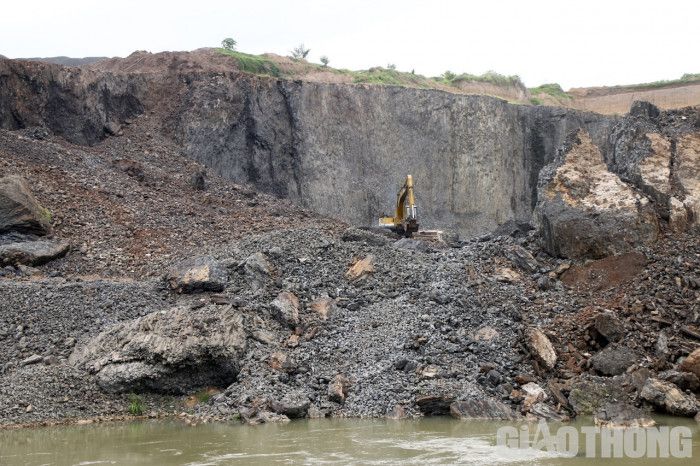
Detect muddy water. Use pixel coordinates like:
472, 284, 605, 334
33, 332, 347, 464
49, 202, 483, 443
1, 417, 698, 465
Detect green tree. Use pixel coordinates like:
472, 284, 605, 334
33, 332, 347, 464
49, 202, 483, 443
291, 44, 310, 59
442, 70, 456, 81
320, 55, 329, 67
221, 37, 237, 51
387, 63, 396, 70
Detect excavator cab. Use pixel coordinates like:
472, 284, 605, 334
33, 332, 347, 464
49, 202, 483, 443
379, 174, 419, 237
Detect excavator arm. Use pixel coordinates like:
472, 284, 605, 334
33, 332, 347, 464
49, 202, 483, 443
379, 175, 419, 237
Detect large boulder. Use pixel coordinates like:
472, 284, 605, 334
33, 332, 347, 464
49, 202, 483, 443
0, 239, 69, 266
449, 399, 519, 420
0, 175, 52, 235
526, 328, 557, 370
640, 378, 699, 417
534, 130, 659, 259
679, 348, 700, 380
590, 344, 638, 376
166, 256, 227, 293
69, 305, 246, 394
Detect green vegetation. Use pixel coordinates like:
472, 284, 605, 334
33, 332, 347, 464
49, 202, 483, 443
351, 67, 430, 87
128, 394, 145, 416
221, 38, 237, 52
629, 73, 700, 90
195, 389, 213, 403
681, 73, 700, 81
214, 48, 525, 95
217, 49, 280, 77
529, 97, 543, 106
435, 70, 523, 87
38, 206, 52, 223
528, 83, 571, 100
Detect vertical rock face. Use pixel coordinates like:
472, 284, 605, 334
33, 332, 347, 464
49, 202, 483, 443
173, 76, 617, 237
675, 133, 700, 231
6, 57, 672, 240
0, 60, 144, 145
535, 130, 659, 258
607, 102, 700, 232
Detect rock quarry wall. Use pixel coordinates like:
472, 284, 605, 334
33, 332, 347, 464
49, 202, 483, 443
0, 57, 668, 238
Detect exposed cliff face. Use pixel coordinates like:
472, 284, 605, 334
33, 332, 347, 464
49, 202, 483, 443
0, 60, 144, 145
169, 73, 617, 236
0, 56, 618, 237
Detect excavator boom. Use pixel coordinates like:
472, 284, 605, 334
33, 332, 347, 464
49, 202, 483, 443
379, 175, 419, 237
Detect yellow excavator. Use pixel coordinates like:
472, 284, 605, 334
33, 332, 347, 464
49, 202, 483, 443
379, 175, 419, 237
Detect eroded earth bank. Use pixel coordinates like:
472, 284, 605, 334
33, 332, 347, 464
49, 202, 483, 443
0, 50, 699, 427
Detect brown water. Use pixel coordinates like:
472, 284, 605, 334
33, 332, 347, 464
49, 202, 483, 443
0, 417, 698, 465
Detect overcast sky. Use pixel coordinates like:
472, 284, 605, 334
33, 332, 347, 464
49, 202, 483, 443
2, 0, 698, 89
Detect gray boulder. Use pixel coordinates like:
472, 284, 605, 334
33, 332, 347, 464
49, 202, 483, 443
640, 378, 699, 417
0, 175, 52, 235
341, 227, 390, 246
0, 239, 69, 266
505, 245, 539, 273
594, 402, 655, 428
590, 345, 638, 376
449, 399, 519, 420
269, 391, 311, 419
534, 130, 659, 259
166, 256, 227, 293
69, 305, 246, 394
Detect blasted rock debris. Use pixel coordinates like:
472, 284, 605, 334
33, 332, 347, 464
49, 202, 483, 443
0, 51, 698, 427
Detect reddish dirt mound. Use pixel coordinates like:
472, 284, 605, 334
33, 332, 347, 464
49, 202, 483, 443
560, 252, 647, 292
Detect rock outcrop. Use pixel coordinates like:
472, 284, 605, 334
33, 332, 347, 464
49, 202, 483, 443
0, 175, 52, 235
535, 130, 659, 258
69, 306, 246, 394
639, 378, 699, 417
0, 239, 69, 266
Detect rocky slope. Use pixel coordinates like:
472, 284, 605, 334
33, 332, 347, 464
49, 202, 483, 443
0, 51, 698, 428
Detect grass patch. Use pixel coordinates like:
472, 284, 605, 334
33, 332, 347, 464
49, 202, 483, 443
528, 83, 571, 100
217, 48, 281, 77
128, 394, 145, 416
629, 73, 700, 90
38, 206, 52, 223
195, 389, 213, 403
530, 97, 543, 106
436, 71, 524, 88
351, 67, 430, 87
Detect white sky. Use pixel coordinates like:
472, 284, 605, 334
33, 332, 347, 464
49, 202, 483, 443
2, 0, 698, 89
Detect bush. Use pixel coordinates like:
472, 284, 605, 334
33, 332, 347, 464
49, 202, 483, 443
221, 38, 237, 51
529, 83, 571, 99
291, 44, 310, 60
442, 70, 456, 81
128, 394, 145, 416
320, 55, 329, 67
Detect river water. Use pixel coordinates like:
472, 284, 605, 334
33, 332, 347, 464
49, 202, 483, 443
1, 417, 698, 465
